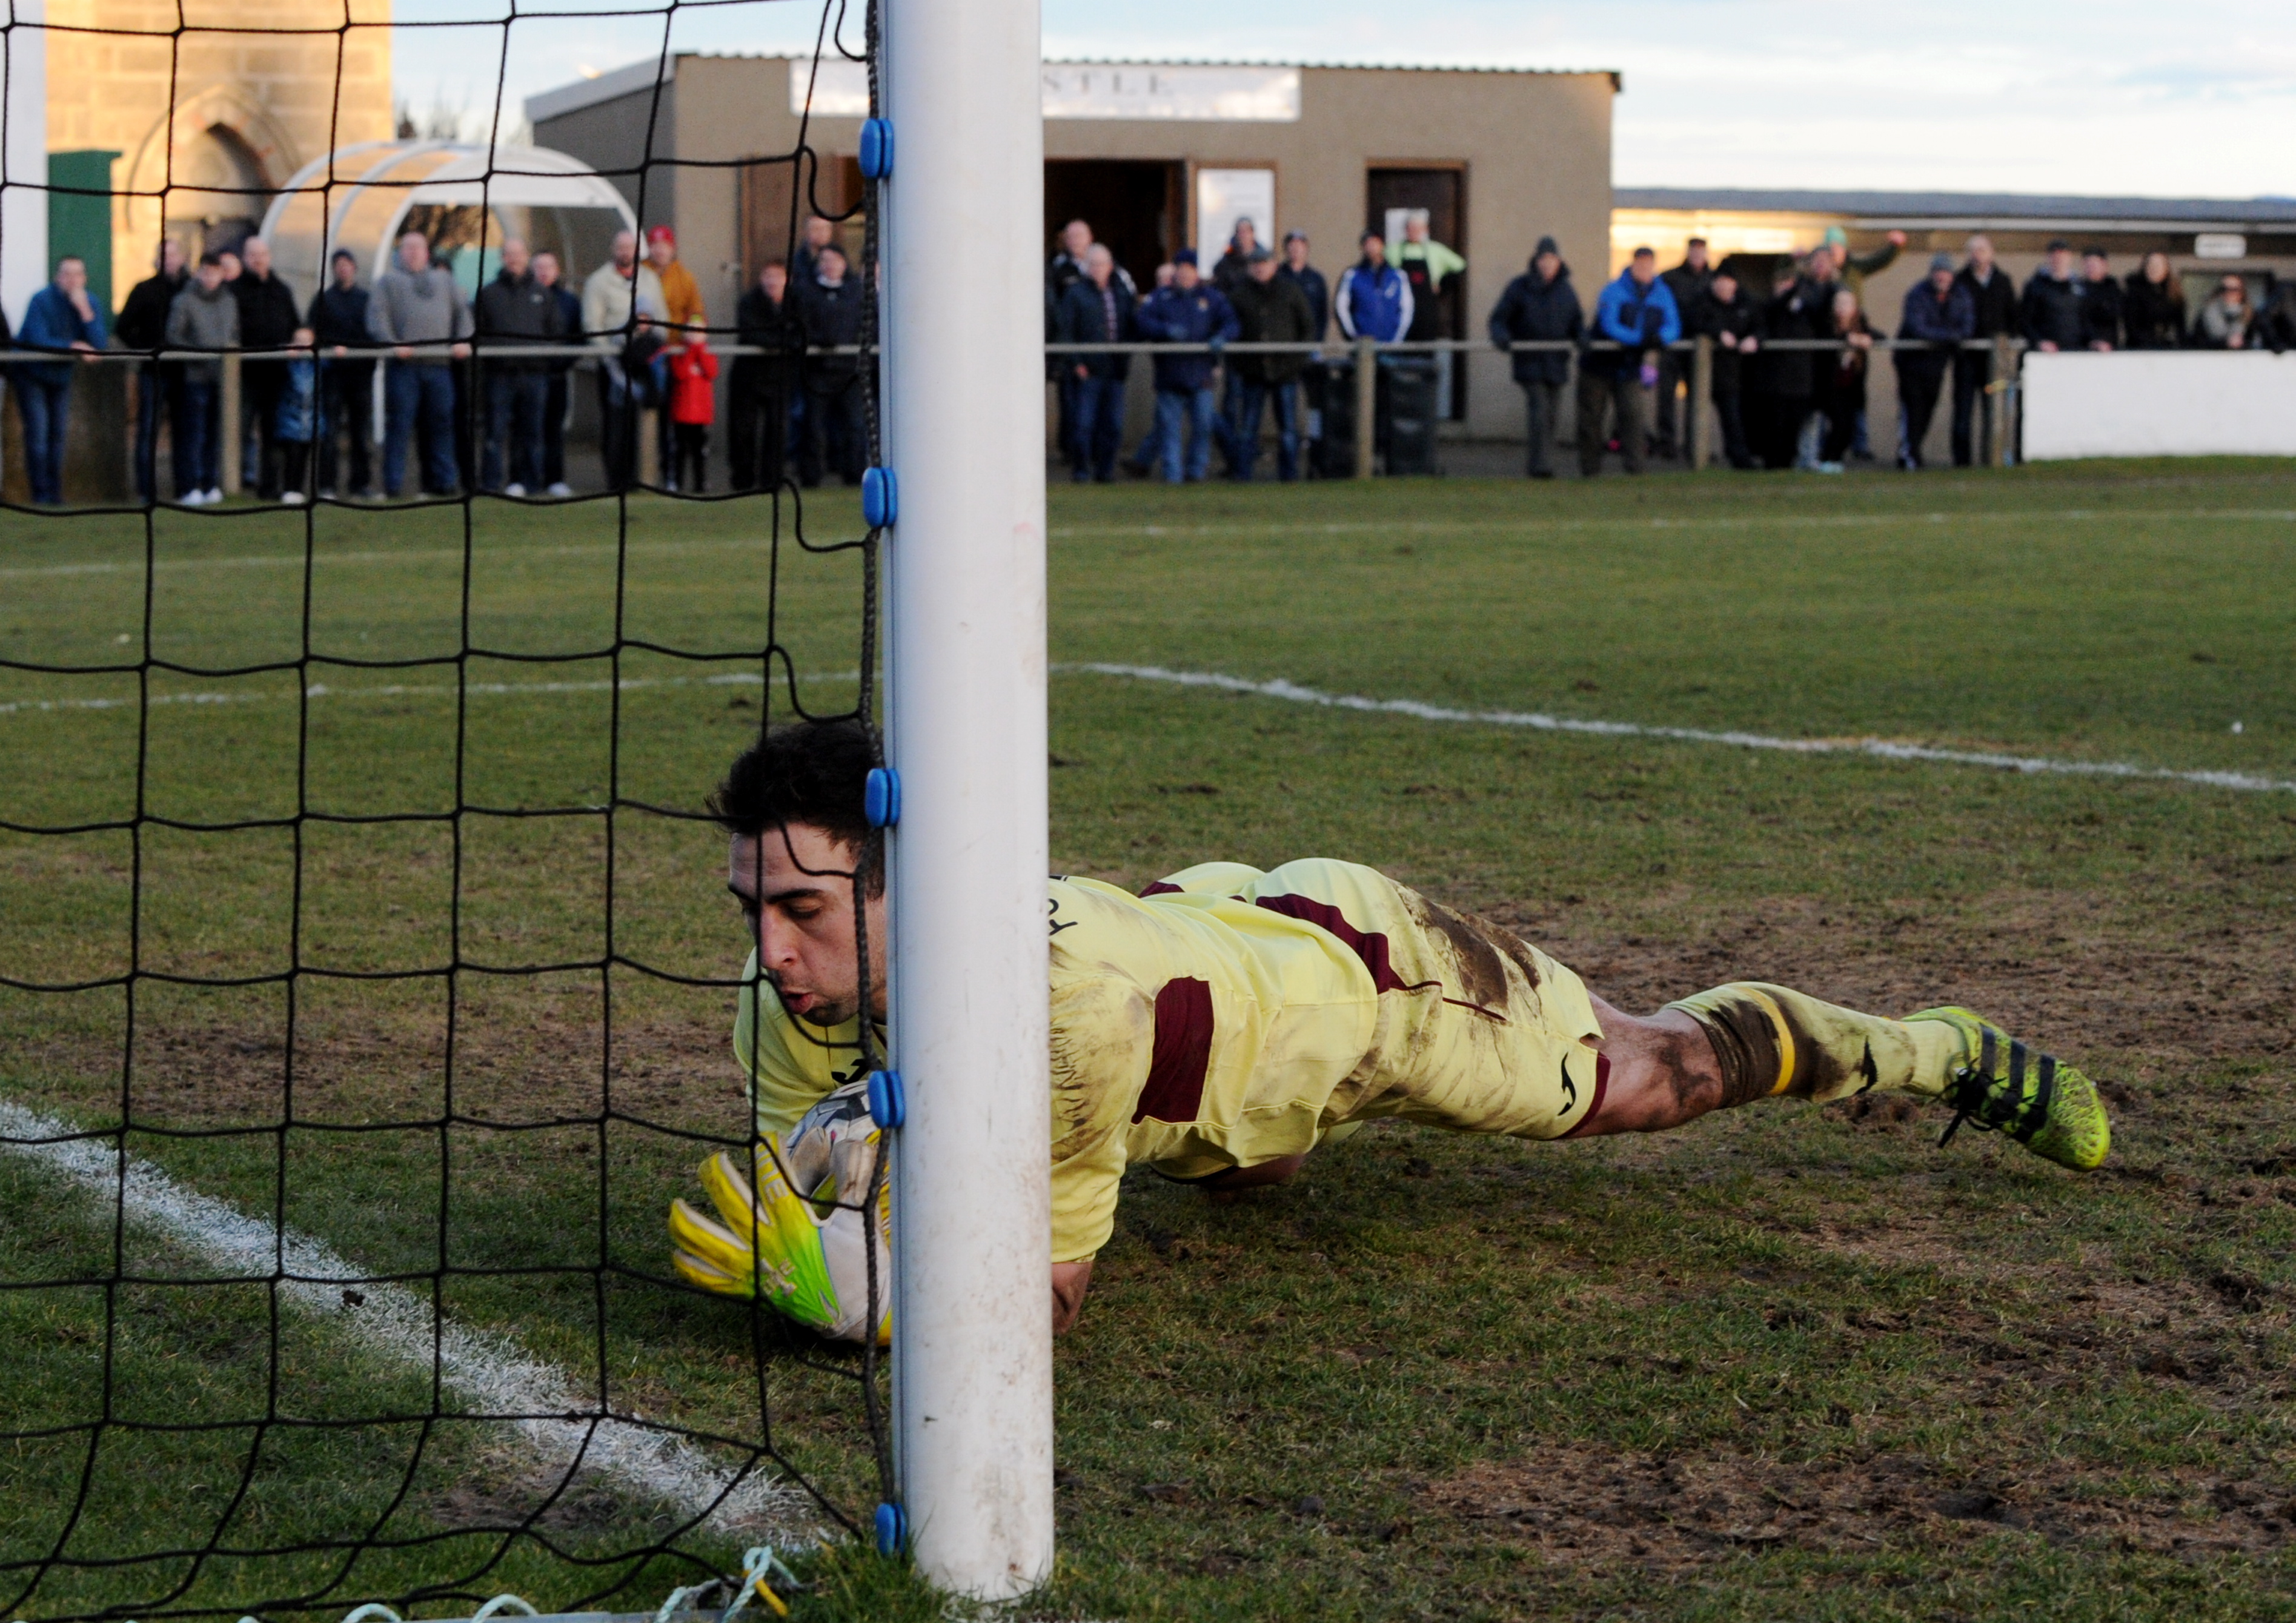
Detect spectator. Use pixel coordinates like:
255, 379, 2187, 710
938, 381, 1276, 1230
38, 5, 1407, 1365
1051, 244, 1138, 483
1895, 253, 1974, 470
1278, 231, 1329, 340
796, 242, 868, 486
1047, 219, 1098, 478
276, 348, 317, 502
1951, 234, 2019, 468
531, 250, 581, 497
1578, 245, 1679, 477
367, 230, 474, 499
2122, 252, 2186, 350
1123, 259, 1182, 478
644, 226, 706, 490
2262, 279, 2296, 354
1691, 267, 1760, 471
117, 239, 188, 505
164, 252, 238, 505
1212, 217, 1261, 297
1392, 211, 1464, 338
2020, 241, 2086, 353
216, 248, 243, 288
1753, 259, 1822, 471
731, 259, 801, 492
1825, 224, 1907, 294
16, 255, 108, 506
666, 325, 718, 492
1811, 287, 1876, 472
582, 228, 666, 491
473, 236, 561, 496
792, 215, 837, 288
1487, 235, 1583, 479
231, 236, 308, 500
1132, 247, 1238, 483
1333, 231, 1413, 344
2191, 274, 2255, 350
2078, 248, 2123, 351
308, 248, 376, 499
1047, 219, 1094, 300
1226, 245, 1316, 482
1654, 237, 1713, 459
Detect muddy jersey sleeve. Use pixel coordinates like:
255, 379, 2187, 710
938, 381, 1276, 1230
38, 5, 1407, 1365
1046, 966, 1155, 1263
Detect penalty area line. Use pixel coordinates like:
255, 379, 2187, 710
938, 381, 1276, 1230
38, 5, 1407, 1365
0, 1100, 817, 1539
1062, 663, 2296, 796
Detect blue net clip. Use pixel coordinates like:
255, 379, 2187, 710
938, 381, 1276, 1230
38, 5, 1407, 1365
873, 1499, 907, 1555
858, 117, 895, 180
866, 1069, 905, 1130
863, 765, 900, 828
861, 465, 897, 529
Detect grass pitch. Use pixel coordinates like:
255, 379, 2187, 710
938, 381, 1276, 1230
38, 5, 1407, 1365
4, 461, 2295, 1621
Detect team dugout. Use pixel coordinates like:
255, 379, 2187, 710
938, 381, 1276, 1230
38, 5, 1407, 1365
527, 53, 1619, 445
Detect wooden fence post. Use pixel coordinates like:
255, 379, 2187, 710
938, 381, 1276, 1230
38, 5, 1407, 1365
219, 351, 242, 496
1688, 337, 1713, 470
1353, 335, 1376, 480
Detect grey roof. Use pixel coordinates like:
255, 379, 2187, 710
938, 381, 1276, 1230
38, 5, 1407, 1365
1614, 187, 2296, 228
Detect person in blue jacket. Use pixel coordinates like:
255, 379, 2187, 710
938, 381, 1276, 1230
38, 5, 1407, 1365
17, 255, 109, 505
1578, 245, 1679, 477
1133, 248, 1239, 483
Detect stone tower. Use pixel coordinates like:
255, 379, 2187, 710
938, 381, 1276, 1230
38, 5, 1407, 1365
45, 0, 394, 307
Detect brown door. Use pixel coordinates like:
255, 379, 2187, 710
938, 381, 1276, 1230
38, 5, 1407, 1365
1367, 166, 1467, 417
1044, 159, 1184, 292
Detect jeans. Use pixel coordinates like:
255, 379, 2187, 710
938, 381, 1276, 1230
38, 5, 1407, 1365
384, 361, 460, 496
596, 359, 640, 491
1152, 387, 1218, 482
1068, 372, 1127, 481
177, 380, 220, 494
135, 364, 178, 502
17, 374, 73, 505
1215, 369, 1248, 476
242, 361, 288, 498
729, 382, 791, 491
482, 368, 548, 491
1516, 379, 1564, 476
1711, 384, 1753, 469
801, 380, 866, 485
1897, 353, 1949, 468
542, 372, 569, 487
1576, 368, 1647, 476
317, 360, 374, 494
1950, 350, 1993, 468
1232, 379, 1301, 481
672, 420, 710, 491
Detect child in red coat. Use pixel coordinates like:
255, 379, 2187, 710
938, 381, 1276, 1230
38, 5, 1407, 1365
667, 327, 719, 492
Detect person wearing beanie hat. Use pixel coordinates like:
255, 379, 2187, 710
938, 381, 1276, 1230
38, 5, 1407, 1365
1896, 251, 1976, 468
1486, 234, 1582, 477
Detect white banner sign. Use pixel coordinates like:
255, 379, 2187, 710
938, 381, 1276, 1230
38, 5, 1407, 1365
793, 59, 1302, 122
2022, 351, 2296, 459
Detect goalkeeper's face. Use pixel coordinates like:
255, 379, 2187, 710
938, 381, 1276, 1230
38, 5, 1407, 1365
727, 823, 888, 1024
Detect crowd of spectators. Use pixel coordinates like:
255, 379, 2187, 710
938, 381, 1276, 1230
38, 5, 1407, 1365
3, 214, 2292, 505
1, 213, 889, 506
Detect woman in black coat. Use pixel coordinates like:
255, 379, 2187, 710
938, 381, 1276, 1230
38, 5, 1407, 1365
2122, 253, 2186, 350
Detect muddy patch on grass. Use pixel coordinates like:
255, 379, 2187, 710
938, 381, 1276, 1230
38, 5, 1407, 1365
1490, 891, 2296, 1069
1419, 1444, 2296, 1568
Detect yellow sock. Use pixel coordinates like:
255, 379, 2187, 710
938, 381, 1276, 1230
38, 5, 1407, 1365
1665, 983, 1965, 1108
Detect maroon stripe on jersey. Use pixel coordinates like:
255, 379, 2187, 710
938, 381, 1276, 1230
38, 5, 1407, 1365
1252, 893, 1416, 994
1558, 1053, 1613, 1139
1138, 881, 1185, 897
1135, 978, 1215, 1123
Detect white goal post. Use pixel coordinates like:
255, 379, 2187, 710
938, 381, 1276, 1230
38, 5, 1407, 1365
879, 0, 1058, 1601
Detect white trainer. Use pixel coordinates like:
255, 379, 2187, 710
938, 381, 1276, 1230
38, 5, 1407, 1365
546, 482, 574, 498
503, 482, 527, 497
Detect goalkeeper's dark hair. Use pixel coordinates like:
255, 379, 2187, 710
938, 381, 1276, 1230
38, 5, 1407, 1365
711, 720, 884, 892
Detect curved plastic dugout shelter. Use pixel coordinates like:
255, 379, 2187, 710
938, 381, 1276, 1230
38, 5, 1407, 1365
259, 140, 638, 304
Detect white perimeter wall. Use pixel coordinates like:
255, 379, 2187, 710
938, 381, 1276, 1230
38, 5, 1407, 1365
2023, 352, 2296, 461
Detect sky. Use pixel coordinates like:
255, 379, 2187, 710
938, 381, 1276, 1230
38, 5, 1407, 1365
391, 0, 2296, 200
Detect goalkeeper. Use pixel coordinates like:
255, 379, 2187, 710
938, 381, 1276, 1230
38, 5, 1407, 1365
671, 721, 2110, 1342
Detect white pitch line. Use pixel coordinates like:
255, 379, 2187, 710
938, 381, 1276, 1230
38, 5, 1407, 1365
1052, 507, 2296, 539
0, 1099, 817, 1539
1062, 662, 2296, 795
0, 668, 861, 720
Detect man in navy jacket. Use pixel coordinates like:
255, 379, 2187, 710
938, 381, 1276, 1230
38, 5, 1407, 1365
1578, 247, 1679, 477
1133, 248, 1238, 482
1052, 244, 1138, 483
1487, 236, 1583, 478
1896, 253, 1975, 470
16, 256, 108, 505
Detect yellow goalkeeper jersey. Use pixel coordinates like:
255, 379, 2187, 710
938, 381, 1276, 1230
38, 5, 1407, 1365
735, 858, 1602, 1263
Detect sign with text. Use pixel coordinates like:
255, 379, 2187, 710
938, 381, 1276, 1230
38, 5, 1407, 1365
792, 59, 1303, 122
